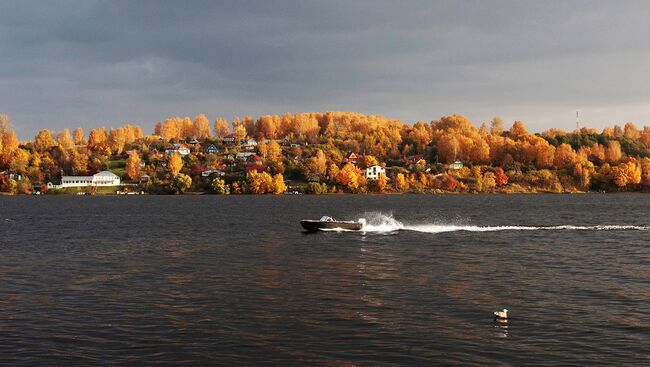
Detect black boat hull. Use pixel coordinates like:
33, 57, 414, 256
300, 220, 364, 232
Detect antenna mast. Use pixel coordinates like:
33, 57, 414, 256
575, 110, 581, 130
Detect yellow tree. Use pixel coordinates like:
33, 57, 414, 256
88, 128, 107, 150
267, 140, 282, 163
234, 125, 247, 142
553, 144, 577, 169
573, 161, 595, 190
71, 152, 89, 175
161, 118, 179, 141
34, 130, 57, 152
509, 120, 528, 140
57, 129, 75, 151
168, 152, 183, 175
605, 141, 622, 163
214, 118, 230, 137
376, 174, 388, 193
394, 173, 409, 191
247, 171, 274, 194
193, 114, 212, 139
490, 117, 504, 136
126, 151, 141, 181
272, 173, 287, 194
9, 149, 31, 174
108, 127, 127, 155
613, 158, 641, 188
73, 128, 85, 145
335, 163, 365, 192
258, 140, 268, 159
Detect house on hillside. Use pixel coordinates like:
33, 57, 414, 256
165, 143, 191, 156
49, 171, 121, 189
206, 144, 218, 154
344, 152, 359, 166
446, 160, 464, 170
223, 134, 237, 144
242, 138, 258, 150
236, 152, 256, 161
362, 165, 386, 181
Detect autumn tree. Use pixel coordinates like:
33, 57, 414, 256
509, 120, 528, 140
73, 128, 85, 145
9, 149, 30, 174
267, 140, 282, 163
211, 177, 229, 194
605, 140, 622, 164
214, 118, 230, 138
573, 161, 595, 190
335, 163, 365, 192
193, 114, 211, 139
126, 151, 141, 181
247, 171, 274, 194
57, 129, 75, 152
168, 152, 183, 175
171, 173, 192, 194
272, 173, 287, 194
612, 158, 641, 188
490, 117, 504, 136
34, 130, 57, 152
108, 127, 127, 155
494, 167, 509, 186
553, 144, 577, 169
71, 152, 89, 175
88, 128, 107, 150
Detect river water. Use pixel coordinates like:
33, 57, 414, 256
1, 194, 649, 366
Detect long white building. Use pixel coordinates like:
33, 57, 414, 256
50, 171, 121, 188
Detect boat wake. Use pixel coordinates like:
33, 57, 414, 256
360, 213, 650, 234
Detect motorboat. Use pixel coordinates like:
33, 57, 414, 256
300, 216, 366, 232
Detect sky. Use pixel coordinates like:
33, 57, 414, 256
2, 1, 650, 139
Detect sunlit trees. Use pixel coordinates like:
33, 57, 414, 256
71, 152, 89, 175
171, 173, 192, 194
168, 152, 183, 175
490, 117, 504, 136
34, 130, 57, 152
272, 173, 287, 194
73, 128, 85, 145
211, 177, 229, 194
509, 120, 528, 140
612, 158, 641, 188
192, 114, 211, 139
9, 149, 30, 174
57, 129, 75, 152
553, 144, 577, 169
605, 141, 622, 164
335, 163, 365, 192
108, 128, 127, 155
494, 167, 509, 186
247, 171, 274, 194
394, 173, 408, 191
88, 128, 107, 150
126, 151, 141, 181
214, 118, 230, 138
573, 161, 595, 190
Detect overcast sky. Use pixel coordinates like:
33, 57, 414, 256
2, 1, 650, 139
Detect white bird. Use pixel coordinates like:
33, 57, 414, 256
494, 309, 508, 320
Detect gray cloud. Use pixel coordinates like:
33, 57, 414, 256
1, 0, 650, 139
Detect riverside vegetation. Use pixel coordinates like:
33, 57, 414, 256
1, 112, 650, 195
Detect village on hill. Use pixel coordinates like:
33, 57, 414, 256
1, 112, 650, 195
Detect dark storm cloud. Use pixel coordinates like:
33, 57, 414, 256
2, 0, 650, 138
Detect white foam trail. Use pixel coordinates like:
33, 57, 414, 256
359, 213, 650, 234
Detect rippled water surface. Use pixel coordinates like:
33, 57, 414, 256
1, 194, 650, 366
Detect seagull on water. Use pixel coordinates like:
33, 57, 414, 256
494, 309, 508, 320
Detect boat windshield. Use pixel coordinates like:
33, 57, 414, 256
319, 216, 335, 222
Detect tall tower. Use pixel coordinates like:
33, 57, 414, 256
576, 110, 581, 130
